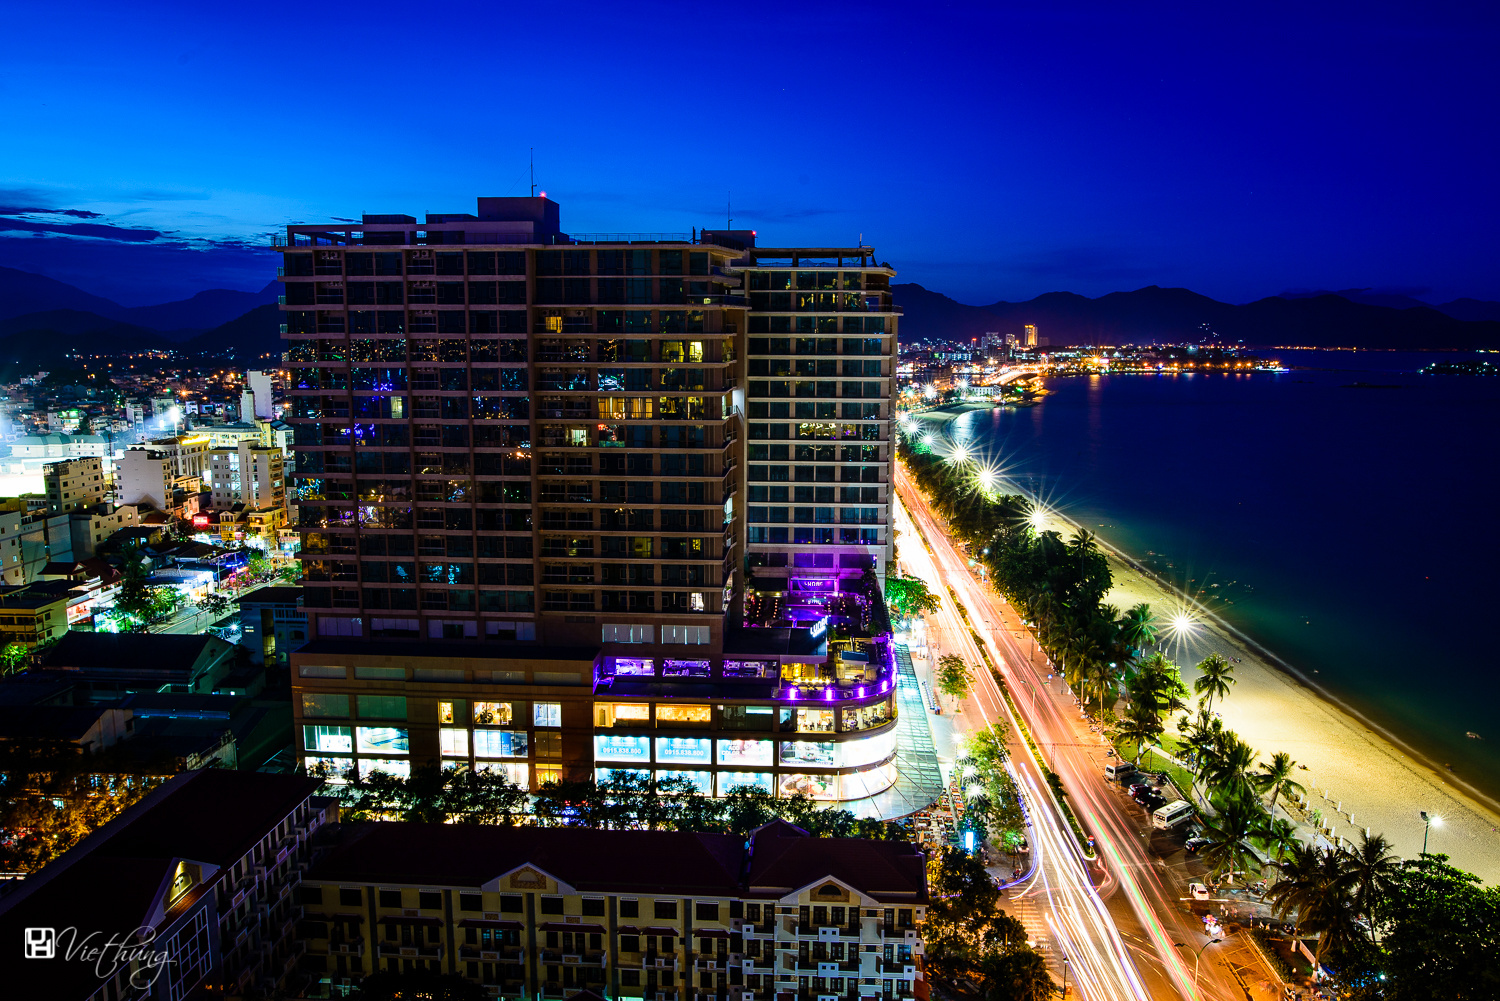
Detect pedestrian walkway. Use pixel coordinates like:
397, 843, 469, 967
848, 643, 946, 819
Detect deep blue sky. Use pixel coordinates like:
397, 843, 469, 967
2, 1, 1497, 306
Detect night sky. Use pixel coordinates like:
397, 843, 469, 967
2, 1, 1496, 306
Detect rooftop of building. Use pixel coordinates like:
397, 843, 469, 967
304, 819, 927, 902
43, 631, 232, 674
0, 703, 121, 743
0, 579, 77, 608
236, 585, 302, 607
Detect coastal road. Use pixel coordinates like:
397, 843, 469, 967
895, 492, 1152, 1001
895, 464, 1274, 1001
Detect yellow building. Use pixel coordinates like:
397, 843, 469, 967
0, 581, 72, 651
300, 820, 927, 1001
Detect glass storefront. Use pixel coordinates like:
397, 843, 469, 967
840, 761, 898, 800
659, 770, 713, 795
840, 729, 898, 768
474, 729, 528, 758
596, 767, 651, 784
595, 734, 652, 762
779, 772, 838, 800
475, 761, 529, 787
303, 724, 352, 753
473, 701, 515, 725
717, 738, 774, 766
438, 727, 469, 756
596, 702, 651, 728
358, 758, 411, 779
304, 755, 351, 782
717, 772, 774, 795
355, 726, 409, 754
656, 704, 711, 726
780, 740, 837, 767
656, 737, 712, 764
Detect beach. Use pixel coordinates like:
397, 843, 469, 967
1041, 508, 1500, 886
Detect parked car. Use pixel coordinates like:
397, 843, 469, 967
1188, 882, 1211, 900
1184, 836, 1211, 853
1141, 792, 1168, 812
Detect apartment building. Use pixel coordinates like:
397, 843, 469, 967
299, 819, 926, 1001
208, 439, 287, 511
280, 198, 904, 808
0, 770, 330, 1001
44, 456, 109, 512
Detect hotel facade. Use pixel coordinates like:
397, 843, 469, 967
281, 198, 905, 809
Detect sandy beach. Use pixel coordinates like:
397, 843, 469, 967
1041, 510, 1500, 886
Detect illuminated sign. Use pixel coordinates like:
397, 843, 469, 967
809, 617, 829, 639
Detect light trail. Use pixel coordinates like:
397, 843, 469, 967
895, 491, 1149, 1001
894, 466, 1250, 1000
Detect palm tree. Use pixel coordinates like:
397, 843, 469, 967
1126, 651, 1188, 718
1120, 602, 1159, 654
1198, 794, 1271, 885
1339, 831, 1401, 942
1265, 843, 1360, 961
1110, 702, 1164, 765
1252, 751, 1306, 814
1262, 817, 1300, 863
1193, 653, 1236, 713
1202, 733, 1258, 802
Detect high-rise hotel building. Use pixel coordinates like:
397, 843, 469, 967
282, 198, 904, 809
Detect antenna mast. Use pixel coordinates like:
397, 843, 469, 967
530, 148, 536, 197
727, 193, 732, 230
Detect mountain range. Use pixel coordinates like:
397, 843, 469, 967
0, 265, 1496, 368
892, 284, 1500, 350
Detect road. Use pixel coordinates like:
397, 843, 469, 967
895, 464, 1274, 1001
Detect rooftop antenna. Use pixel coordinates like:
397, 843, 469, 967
727, 193, 732, 230
530, 148, 536, 197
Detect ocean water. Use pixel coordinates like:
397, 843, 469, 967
946, 350, 1500, 799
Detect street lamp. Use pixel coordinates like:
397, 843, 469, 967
1060, 953, 1069, 997
1173, 938, 1222, 994
1421, 811, 1442, 855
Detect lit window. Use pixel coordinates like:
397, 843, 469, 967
473, 701, 513, 725
437, 701, 454, 724
534, 702, 562, 727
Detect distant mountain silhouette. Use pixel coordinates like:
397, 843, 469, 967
0, 266, 278, 337
119, 281, 279, 335
184, 302, 282, 358
0, 266, 122, 321
893, 284, 1500, 350
1437, 298, 1500, 323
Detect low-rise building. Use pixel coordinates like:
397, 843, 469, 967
299, 819, 928, 1001
0, 579, 74, 651
237, 586, 306, 667
207, 440, 286, 513
67, 502, 142, 559
44, 456, 108, 512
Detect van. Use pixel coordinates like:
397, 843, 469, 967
1152, 800, 1195, 830
1104, 762, 1138, 783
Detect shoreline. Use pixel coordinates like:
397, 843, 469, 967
1030, 504, 1500, 884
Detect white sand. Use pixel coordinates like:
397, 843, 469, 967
1084, 528, 1500, 885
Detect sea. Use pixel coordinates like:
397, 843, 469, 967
940, 350, 1500, 802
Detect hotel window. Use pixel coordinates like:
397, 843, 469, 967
438, 728, 469, 757
595, 702, 651, 728
534, 702, 562, 727
655, 704, 711, 727
303, 724, 352, 753
302, 693, 350, 718
473, 729, 528, 758
535, 732, 563, 758
355, 726, 410, 754
474, 701, 514, 725
357, 695, 408, 720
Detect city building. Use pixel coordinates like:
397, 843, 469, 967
0, 507, 74, 585
44, 456, 108, 512
207, 439, 287, 512
237, 585, 307, 667
280, 198, 905, 808
67, 501, 142, 559
0, 578, 74, 651
117, 446, 176, 511
0, 770, 331, 1001
1023, 324, 1037, 348
0, 432, 112, 476
244, 368, 275, 420
299, 818, 927, 1001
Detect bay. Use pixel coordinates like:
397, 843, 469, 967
951, 349, 1500, 798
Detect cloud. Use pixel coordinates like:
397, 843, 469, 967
726, 206, 846, 223
0, 205, 102, 219
0, 216, 164, 242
